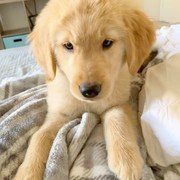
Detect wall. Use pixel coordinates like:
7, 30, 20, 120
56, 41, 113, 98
0, 0, 48, 31
139, 0, 161, 21
1, 0, 180, 31
160, 0, 180, 23
140, 0, 180, 23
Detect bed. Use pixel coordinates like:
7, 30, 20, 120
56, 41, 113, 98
0, 46, 41, 83
0, 25, 180, 180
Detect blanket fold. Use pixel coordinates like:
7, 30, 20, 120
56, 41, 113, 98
0, 74, 155, 180
0, 54, 162, 180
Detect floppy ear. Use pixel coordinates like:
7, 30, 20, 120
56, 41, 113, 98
29, 16, 56, 81
123, 9, 155, 75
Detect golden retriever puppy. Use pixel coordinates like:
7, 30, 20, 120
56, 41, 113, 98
15, 0, 155, 179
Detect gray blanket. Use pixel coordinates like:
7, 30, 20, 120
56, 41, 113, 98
0, 56, 160, 180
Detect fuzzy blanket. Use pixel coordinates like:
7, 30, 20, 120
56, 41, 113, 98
0, 55, 160, 180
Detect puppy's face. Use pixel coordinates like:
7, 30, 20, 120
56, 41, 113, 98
54, 13, 125, 101
30, 0, 155, 101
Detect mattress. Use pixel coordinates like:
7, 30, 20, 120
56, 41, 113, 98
0, 46, 42, 84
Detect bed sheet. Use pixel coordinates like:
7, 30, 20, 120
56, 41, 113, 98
0, 46, 42, 84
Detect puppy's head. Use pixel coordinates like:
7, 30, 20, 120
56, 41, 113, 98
29, 0, 155, 101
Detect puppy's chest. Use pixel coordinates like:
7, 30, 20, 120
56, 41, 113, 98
48, 79, 130, 117
87, 90, 130, 114
68, 88, 130, 116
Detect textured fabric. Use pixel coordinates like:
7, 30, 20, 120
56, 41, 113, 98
140, 54, 180, 180
154, 24, 180, 59
140, 24, 180, 180
0, 75, 47, 179
141, 54, 180, 166
0, 46, 41, 84
0, 71, 156, 180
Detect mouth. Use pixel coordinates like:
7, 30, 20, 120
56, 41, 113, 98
80, 95, 103, 102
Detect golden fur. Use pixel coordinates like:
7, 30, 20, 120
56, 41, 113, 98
14, 0, 155, 179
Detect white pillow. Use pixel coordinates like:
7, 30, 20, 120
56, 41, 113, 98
154, 25, 180, 59
140, 54, 180, 167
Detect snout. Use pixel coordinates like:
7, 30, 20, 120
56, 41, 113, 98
79, 82, 101, 98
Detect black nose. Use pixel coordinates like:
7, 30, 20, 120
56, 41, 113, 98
79, 83, 101, 98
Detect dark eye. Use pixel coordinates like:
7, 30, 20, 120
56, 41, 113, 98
102, 39, 113, 49
63, 42, 73, 51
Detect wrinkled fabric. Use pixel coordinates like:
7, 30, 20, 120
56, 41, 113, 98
140, 54, 180, 177
0, 73, 155, 180
140, 24, 180, 179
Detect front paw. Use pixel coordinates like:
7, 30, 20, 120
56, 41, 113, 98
108, 147, 144, 180
14, 163, 44, 180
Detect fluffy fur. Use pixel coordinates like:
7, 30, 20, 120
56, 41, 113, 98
14, 0, 155, 179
